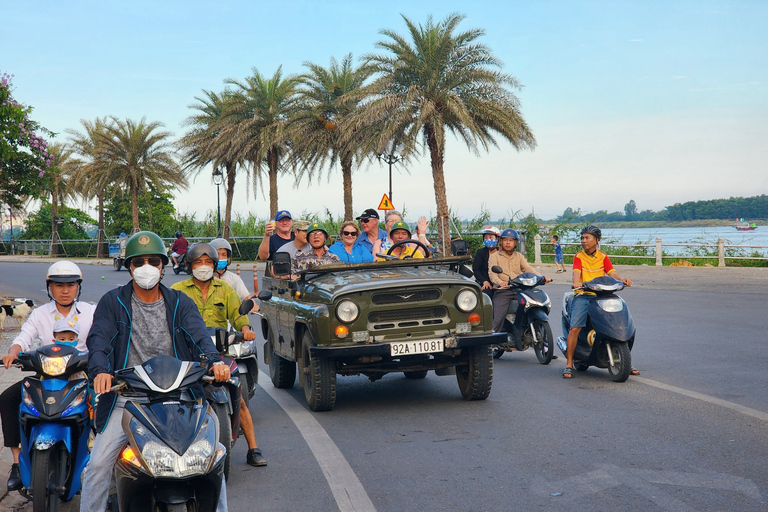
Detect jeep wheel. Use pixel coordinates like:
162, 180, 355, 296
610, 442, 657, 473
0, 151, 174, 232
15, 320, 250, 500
268, 333, 296, 388
456, 345, 493, 400
301, 332, 336, 411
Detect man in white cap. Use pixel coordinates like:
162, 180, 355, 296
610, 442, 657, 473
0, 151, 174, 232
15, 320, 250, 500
0, 261, 95, 491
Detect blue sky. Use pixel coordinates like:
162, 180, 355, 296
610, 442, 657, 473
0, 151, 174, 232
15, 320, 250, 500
2, 0, 766, 223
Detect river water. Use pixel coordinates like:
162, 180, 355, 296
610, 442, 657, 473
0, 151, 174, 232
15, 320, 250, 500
594, 225, 768, 255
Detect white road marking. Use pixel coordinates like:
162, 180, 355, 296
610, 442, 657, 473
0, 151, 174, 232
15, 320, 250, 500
633, 376, 768, 422
258, 370, 377, 512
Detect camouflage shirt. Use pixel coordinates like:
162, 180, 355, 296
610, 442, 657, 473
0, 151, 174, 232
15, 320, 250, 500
292, 248, 341, 273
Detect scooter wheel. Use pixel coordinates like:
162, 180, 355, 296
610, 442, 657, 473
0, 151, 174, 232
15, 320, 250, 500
492, 347, 504, 359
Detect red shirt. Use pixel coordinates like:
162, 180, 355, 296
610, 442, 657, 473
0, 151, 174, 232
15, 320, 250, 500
171, 237, 188, 254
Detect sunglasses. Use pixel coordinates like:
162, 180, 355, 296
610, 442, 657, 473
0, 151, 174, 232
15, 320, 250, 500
342, 231, 358, 236
130, 257, 163, 268
360, 218, 376, 223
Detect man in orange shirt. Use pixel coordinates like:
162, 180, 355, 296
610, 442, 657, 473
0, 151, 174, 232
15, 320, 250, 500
563, 225, 634, 379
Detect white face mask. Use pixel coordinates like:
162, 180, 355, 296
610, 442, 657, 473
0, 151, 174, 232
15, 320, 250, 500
192, 266, 214, 282
132, 264, 161, 290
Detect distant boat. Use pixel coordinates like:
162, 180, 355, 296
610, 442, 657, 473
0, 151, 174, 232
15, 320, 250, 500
734, 219, 758, 231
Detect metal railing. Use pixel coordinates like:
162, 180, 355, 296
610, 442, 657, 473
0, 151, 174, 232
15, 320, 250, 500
532, 235, 768, 267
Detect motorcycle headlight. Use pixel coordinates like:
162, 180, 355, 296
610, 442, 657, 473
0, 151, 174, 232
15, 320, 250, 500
597, 298, 624, 312
336, 300, 360, 323
518, 276, 538, 287
130, 416, 216, 478
456, 289, 478, 313
40, 354, 71, 376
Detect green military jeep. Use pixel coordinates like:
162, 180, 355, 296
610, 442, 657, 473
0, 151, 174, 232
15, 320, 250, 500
259, 253, 505, 411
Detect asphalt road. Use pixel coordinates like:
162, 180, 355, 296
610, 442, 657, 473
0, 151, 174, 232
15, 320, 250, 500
1, 261, 767, 511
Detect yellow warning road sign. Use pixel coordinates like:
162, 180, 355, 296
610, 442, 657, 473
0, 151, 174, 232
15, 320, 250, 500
378, 194, 394, 211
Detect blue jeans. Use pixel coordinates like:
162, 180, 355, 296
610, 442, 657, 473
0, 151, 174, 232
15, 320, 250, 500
569, 294, 590, 328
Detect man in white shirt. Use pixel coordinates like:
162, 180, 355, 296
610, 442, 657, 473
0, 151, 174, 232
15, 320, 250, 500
0, 261, 96, 491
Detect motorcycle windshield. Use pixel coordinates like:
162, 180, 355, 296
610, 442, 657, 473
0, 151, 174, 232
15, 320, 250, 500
126, 399, 207, 456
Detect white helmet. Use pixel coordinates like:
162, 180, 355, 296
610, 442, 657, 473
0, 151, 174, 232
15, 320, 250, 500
46, 261, 83, 284
482, 226, 501, 237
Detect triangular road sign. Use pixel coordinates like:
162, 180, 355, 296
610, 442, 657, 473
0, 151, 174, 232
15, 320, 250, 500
378, 194, 394, 211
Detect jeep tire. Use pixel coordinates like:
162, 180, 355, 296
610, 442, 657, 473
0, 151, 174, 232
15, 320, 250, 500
268, 332, 296, 389
301, 331, 337, 411
456, 345, 493, 400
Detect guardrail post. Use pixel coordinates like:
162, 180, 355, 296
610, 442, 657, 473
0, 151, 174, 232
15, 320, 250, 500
718, 238, 725, 267
534, 234, 542, 264
24, 242, 29, 255
655, 237, 662, 266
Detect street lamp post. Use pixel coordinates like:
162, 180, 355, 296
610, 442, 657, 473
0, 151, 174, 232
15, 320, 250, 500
8, 207, 13, 255
212, 168, 223, 237
377, 140, 404, 205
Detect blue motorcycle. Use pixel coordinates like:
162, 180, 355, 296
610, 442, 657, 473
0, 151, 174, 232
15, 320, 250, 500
15, 344, 90, 511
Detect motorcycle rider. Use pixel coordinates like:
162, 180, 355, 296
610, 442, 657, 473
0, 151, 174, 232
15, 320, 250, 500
563, 225, 633, 379
473, 226, 501, 300
210, 237, 254, 302
172, 242, 268, 467
488, 229, 551, 333
1, 261, 95, 491
81, 231, 231, 511
171, 230, 189, 269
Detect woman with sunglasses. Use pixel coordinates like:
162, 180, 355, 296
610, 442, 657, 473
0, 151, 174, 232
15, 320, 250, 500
329, 221, 375, 264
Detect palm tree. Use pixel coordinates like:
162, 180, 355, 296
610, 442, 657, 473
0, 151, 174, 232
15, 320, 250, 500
180, 90, 242, 239
45, 143, 80, 256
223, 67, 299, 217
292, 54, 374, 220
359, 13, 537, 254
98, 117, 186, 231
67, 117, 113, 257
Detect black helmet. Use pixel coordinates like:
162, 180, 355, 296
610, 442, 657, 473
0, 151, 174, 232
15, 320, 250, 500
187, 243, 218, 266
175, 231, 183, 238
580, 225, 602, 240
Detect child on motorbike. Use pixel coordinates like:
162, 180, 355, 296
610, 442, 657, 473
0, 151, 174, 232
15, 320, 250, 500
563, 225, 634, 379
473, 226, 500, 300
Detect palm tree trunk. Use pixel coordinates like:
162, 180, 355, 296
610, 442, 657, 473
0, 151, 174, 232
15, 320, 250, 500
341, 152, 353, 221
224, 162, 236, 239
425, 124, 450, 255
50, 190, 59, 257
131, 182, 140, 232
96, 193, 105, 258
268, 148, 279, 218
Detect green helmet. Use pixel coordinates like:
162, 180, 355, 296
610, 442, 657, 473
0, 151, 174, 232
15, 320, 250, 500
307, 222, 329, 239
124, 231, 169, 269
389, 221, 412, 238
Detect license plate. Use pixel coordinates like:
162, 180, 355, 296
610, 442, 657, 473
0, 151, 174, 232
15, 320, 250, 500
390, 339, 444, 356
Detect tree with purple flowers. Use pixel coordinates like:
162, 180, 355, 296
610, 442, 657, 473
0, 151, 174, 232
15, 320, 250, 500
0, 71, 53, 210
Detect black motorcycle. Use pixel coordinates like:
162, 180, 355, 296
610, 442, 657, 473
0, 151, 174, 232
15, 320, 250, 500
556, 275, 636, 382
172, 252, 191, 275
490, 268, 555, 364
110, 355, 226, 512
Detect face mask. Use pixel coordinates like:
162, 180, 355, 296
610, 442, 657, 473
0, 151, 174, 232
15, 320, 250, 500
54, 339, 78, 347
216, 260, 228, 271
192, 266, 214, 282
483, 238, 498, 248
132, 264, 161, 290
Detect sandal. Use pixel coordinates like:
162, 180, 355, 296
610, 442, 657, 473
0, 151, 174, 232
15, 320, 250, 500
563, 367, 574, 379
630, 367, 640, 376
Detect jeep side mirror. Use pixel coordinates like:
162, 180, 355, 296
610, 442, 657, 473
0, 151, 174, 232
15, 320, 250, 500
458, 265, 474, 278
272, 252, 292, 277
451, 239, 468, 256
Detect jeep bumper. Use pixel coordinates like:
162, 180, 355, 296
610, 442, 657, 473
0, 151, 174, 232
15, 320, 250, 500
309, 332, 507, 359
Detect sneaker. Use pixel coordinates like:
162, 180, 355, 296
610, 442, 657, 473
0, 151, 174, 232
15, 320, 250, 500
173, 265, 179, 269
7, 462, 21, 491
246, 448, 267, 467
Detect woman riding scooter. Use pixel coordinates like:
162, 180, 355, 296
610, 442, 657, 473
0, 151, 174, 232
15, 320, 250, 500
488, 229, 551, 333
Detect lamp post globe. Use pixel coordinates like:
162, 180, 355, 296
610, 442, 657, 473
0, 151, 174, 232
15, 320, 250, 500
212, 168, 223, 237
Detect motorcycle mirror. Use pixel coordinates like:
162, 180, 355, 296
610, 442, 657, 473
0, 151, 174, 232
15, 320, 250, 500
238, 299, 255, 316
491, 265, 503, 274
257, 290, 272, 302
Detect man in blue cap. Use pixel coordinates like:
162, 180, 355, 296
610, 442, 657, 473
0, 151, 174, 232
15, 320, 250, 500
258, 210, 294, 260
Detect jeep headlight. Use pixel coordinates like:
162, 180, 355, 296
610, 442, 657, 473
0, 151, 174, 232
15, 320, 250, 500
130, 416, 216, 478
40, 354, 71, 376
597, 298, 624, 312
456, 289, 478, 313
336, 300, 360, 323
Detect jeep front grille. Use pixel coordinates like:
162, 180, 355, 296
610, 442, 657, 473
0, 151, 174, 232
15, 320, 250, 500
371, 289, 441, 305
368, 306, 448, 330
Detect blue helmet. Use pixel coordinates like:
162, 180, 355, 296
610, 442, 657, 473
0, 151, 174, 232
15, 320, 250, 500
500, 228, 519, 240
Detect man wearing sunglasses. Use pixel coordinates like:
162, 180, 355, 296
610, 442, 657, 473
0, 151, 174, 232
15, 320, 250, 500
81, 231, 231, 512
291, 223, 341, 274
355, 208, 387, 255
